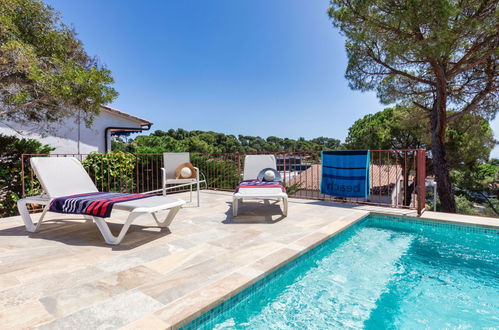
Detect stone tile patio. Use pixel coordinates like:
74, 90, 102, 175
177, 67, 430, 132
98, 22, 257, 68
0, 191, 496, 329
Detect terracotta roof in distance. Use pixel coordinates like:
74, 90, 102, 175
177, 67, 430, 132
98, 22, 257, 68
288, 164, 410, 195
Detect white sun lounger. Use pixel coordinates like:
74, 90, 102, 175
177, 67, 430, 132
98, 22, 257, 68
233, 155, 288, 217
17, 157, 185, 245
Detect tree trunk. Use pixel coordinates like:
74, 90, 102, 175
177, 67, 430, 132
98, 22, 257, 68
430, 98, 457, 213
401, 156, 414, 206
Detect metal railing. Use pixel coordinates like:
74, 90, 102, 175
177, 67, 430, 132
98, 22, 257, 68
21, 149, 427, 214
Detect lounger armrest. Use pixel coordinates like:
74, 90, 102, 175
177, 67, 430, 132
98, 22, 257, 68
23, 194, 52, 205
161, 168, 166, 186
193, 166, 200, 180
126, 199, 186, 213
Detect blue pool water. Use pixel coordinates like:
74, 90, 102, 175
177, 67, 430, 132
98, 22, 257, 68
184, 215, 499, 329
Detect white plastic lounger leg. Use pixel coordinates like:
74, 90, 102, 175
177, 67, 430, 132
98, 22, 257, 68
34, 204, 51, 231
196, 180, 200, 207
282, 197, 288, 217
151, 205, 182, 228
17, 199, 36, 232
94, 205, 182, 245
93, 212, 142, 245
190, 183, 193, 203
17, 199, 50, 232
233, 198, 239, 217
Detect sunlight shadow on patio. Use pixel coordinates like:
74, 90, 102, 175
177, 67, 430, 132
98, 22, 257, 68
0, 217, 172, 250
223, 200, 286, 224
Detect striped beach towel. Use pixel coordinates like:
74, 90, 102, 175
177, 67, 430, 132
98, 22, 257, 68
321, 150, 370, 198
49, 192, 153, 218
235, 180, 286, 193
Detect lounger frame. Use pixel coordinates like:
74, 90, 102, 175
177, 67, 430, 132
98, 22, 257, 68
19, 157, 185, 245
232, 155, 288, 217
17, 195, 183, 245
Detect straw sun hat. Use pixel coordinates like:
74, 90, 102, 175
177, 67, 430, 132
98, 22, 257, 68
175, 162, 197, 179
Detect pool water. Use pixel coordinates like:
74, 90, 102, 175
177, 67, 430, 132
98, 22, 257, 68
185, 215, 499, 329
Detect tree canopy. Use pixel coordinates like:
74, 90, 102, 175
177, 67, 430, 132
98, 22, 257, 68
329, 0, 498, 212
328, 0, 498, 119
0, 0, 117, 127
112, 129, 342, 154
345, 105, 426, 150
345, 105, 497, 169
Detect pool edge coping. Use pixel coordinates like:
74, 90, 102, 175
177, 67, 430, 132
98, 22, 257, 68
373, 211, 499, 230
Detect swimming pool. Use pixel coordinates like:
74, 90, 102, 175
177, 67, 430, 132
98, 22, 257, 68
182, 215, 499, 329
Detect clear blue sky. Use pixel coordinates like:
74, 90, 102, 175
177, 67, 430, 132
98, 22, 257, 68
45, 0, 498, 157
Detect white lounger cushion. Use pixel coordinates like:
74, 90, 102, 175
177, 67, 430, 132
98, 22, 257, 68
243, 155, 277, 180
31, 157, 98, 198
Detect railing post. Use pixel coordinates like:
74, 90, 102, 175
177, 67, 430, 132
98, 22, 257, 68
21, 154, 25, 198
135, 154, 139, 193
417, 149, 426, 215
283, 152, 287, 184
237, 153, 241, 184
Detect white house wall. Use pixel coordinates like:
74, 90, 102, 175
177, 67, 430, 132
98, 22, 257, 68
0, 110, 145, 154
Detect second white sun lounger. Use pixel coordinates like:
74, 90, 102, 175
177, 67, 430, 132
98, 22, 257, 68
17, 157, 185, 245
233, 155, 288, 217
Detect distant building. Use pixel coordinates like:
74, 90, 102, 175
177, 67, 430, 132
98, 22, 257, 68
0, 105, 152, 154
275, 155, 312, 171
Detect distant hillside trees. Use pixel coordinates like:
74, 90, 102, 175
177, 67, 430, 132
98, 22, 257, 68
112, 129, 342, 153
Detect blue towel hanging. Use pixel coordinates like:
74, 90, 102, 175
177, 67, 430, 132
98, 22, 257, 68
320, 150, 370, 198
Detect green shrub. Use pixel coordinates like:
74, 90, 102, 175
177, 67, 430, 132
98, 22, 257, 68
283, 182, 303, 196
0, 134, 53, 217
82, 152, 136, 192
191, 154, 240, 190
455, 195, 481, 216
